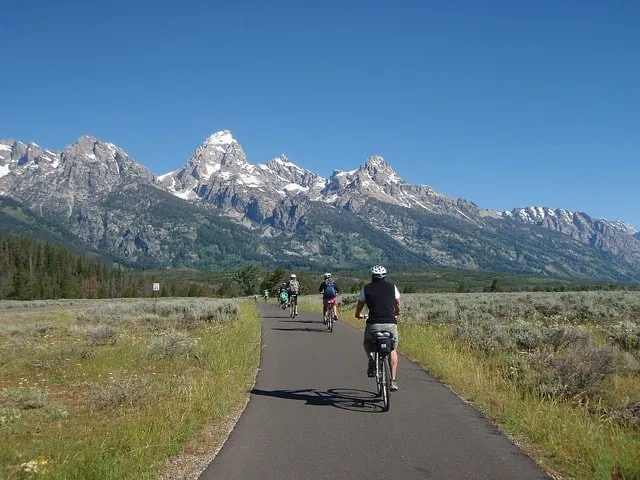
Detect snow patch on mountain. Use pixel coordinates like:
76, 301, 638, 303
283, 183, 308, 193
237, 172, 262, 187
204, 130, 236, 145
157, 169, 178, 181
202, 162, 221, 178
174, 189, 196, 200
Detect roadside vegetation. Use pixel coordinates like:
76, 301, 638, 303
300, 291, 640, 480
0, 298, 261, 480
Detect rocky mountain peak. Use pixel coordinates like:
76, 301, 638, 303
266, 154, 293, 169
51, 136, 158, 191
186, 130, 248, 174
358, 155, 402, 185
0, 140, 59, 179
203, 130, 236, 146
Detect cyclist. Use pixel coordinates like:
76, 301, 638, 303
354, 265, 401, 391
263, 289, 269, 302
278, 283, 288, 308
286, 273, 300, 316
318, 272, 339, 324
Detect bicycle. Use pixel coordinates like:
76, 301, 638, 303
324, 300, 336, 332
279, 291, 289, 310
363, 314, 393, 412
373, 331, 393, 411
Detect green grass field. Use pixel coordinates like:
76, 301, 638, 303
0, 298, 261, 480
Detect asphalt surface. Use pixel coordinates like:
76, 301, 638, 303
199, 303, 550, 480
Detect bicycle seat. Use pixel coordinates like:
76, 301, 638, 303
374, 331, 392, 339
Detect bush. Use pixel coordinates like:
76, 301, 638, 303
606, 321, 640, 352
454, 316, 501, 353
84, 325, 119, 346
612, 349, 640, 375
542, 325, 591, 352
506, 321, 543, 351
529, 343, 615, 400
0, 387, 50, 409
610, 401, 640, 427
92, 375, 150, 410
147, 329, 201, 360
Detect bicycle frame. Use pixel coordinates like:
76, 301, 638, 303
374, 332, 392, 411
325, 300, 335, 332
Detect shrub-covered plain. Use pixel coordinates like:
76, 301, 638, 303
334, 291, 640, 480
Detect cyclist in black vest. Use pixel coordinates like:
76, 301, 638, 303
354, 265, 401, 391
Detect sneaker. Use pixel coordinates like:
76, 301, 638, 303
390, 379, 399, 391
367, 358, 375, 377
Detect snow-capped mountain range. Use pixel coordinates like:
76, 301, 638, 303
156, 130, 483, 219
1, 130, 639, 280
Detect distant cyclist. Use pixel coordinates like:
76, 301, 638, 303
354, 265, 401, 391
278, 283, 289, 308
263, 289, 269, 302
286, 273, 300, 316
318, 273, 339, 324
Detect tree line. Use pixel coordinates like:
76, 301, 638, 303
0, 233, 219, 300
0, 232, 361, 301
2, 231, 636, 301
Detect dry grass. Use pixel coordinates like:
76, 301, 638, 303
0, 298, 261, 480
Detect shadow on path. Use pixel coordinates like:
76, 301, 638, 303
278, 319, 317, 324
271, 327, 326, 333
250, 387, 385, 413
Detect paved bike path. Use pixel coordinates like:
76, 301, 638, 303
199, 303, 550, 480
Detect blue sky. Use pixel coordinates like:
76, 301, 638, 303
2, 0, 639, 227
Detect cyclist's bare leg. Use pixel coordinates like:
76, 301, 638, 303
332, 303, 339, 320
390, 349, 398, 379
363, 339, 374, 360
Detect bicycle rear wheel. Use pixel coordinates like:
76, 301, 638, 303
375, 353, 383, 397
381, 355, 391, 411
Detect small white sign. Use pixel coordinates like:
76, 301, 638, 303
152, 283, 160, 292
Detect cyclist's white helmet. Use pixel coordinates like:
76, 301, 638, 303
290, 273, 296, 279
371, 265, 387, 278
324, 272, 332, 279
